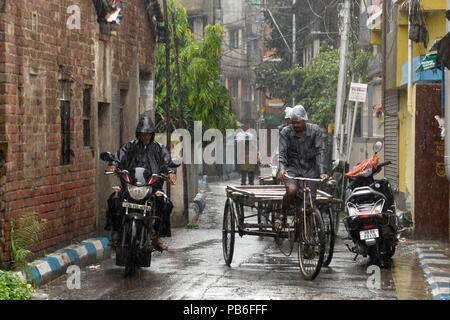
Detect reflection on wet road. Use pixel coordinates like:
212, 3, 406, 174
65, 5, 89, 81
35, 179, 433, 300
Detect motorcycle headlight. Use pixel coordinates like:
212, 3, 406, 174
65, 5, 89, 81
127, 185, 151, 200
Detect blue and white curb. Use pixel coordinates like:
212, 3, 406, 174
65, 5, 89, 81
13, 237, 111, 288
417, 243, 450, 300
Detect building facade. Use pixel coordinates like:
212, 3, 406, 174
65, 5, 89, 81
0, 0, 160, 263
367, 0, 448, 239
221, 0, 262, 130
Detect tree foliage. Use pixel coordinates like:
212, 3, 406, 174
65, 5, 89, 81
154, 1, 236, 135
296, 45, 371, 129
256, 0, 371, 129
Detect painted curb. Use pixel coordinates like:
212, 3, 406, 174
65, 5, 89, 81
13, 237, 111, 288
416, 243, 450, 300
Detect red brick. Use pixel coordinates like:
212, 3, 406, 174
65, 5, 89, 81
0, 0, 156, 262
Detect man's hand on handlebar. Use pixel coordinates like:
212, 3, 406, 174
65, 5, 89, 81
169, 173, 177, 185
279, 170, 329, 182
278, 169, 287, 182
105, 166, 116, 174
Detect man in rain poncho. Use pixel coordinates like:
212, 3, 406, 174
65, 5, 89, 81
105, 114, 178, 251
276, 105, 328, 228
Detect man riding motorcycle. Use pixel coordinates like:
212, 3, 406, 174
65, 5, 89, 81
104, 114, 177, 251
276, 105, 329, 229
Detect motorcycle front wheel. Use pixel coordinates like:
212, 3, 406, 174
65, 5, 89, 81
124, 220, 138, 277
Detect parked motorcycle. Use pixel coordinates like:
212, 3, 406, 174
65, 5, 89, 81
343, 142, 413, 267
100, 152, 170, 277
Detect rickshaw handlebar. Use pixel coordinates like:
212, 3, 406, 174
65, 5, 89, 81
283, 174, 326, 183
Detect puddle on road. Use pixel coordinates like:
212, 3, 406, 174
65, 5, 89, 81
391, 240, 433, 300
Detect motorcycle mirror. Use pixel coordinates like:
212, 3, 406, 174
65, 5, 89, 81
100, 152, 114, 162
373, 141, 383, 154
171, 157, 182, 167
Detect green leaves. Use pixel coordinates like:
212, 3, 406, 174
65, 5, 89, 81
9, 212, 47, 272
296, 44, 371, 129
155, 1, 236, 135
0, 270, 32, 300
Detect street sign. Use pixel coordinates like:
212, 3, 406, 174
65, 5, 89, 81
416, 53, 442, 72
349, 82, 368, 102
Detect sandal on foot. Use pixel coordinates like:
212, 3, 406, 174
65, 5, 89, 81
153, 238, 168, 252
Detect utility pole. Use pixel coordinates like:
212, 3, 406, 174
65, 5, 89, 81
264, 8, 291, 52
163, 0, 171, 197
332, 0, 351, 165
292, 0, 296, 107
381, 0, 387, 119
170, 0, 189, 224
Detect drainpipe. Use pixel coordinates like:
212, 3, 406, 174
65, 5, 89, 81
446, 0, 450, 182
407, 0, 413, 115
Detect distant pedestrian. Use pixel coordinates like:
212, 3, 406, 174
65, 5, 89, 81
236, 132, 259, 185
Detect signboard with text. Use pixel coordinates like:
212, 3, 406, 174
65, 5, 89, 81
349, 82, 368, 103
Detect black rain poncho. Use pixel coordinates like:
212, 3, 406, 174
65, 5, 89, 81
105, 115, 177, 237
109, 115, 177, 175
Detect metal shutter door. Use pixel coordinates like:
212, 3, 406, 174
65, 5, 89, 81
384, 90, 399, 191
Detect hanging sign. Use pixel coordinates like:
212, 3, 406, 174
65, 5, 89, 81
349, 82, 368, 103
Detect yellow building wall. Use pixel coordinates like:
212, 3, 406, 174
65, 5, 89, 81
421, 0, 446, 11
396, 5, 446, 204
396, 10, 446, 87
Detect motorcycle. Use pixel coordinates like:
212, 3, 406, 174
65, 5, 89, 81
100, 152, 170, 277
343, 142, 413, 267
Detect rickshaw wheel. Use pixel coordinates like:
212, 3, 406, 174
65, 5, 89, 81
222, 198, 236, 266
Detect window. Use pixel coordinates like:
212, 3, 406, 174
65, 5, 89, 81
187, 17, 194, 34
229, 78, 238, 97
247, 39, 256, 57
229, 29, 239, 49
59, 80, 71, 165
243, 79, 251, 102
83, 86, 92, 147
119, 88, 128, 147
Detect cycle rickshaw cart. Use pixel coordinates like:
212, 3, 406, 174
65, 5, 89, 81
222, 178, 342, 280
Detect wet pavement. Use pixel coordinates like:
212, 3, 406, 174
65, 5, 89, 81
34, 173, 439, 300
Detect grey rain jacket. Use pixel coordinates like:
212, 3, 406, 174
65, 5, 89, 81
278, 123, 327, 178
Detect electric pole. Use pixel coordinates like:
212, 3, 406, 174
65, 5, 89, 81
170, 0, 189, 225
292, 0, 296, 107
332, 0, 351, 165
163, 0, 171, 197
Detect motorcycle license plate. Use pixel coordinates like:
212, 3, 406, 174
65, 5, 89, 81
360, 229, 379, 240
122, 202, 152, 211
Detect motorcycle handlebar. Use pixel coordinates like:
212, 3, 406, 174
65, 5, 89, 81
377, 161, 392, 168
104, 169, 170, 181
153, 173, 170, 181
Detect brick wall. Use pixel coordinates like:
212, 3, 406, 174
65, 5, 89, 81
0, 0, 156, 262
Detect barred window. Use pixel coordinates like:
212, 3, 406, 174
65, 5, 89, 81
59, 80, 71, 165
83, 86, 92, 147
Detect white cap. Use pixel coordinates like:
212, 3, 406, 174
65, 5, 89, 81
284, 107, 293, 119
290, 105, 308, 121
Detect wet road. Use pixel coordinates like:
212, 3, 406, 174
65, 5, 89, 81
35, 176, 432, 300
